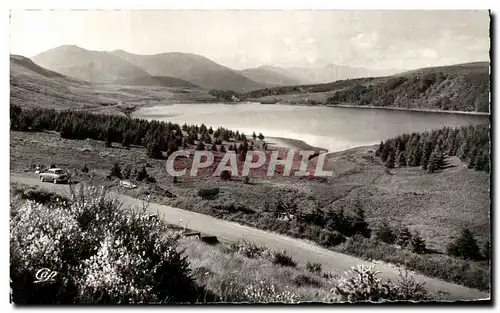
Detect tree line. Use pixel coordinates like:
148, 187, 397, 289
376, 123, 490, 173
10, 105, 264, 159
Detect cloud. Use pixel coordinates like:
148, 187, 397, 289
420, 48, 438, 59
349, 32, 380, 50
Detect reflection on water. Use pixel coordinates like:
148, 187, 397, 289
133, 103, 489, 152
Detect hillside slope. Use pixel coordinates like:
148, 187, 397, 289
270, 65, 402, 85
111, 50, 267, 92
241, 62, 490, 112
10, 54, 96, 108
10, 54, 213, 110
32, 45, 153, 84
125, 75, 200, 88
237, 66, 303, 86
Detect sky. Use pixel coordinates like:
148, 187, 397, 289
9, 10, 490, 70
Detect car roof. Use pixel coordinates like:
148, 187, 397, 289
50, 168, 63, 171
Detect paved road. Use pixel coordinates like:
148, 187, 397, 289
11, 173, 490, 301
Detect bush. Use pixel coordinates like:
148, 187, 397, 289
331, 265, 395, 302
10, 185, 204, 304
229, 240, 267, 259
220, 170, 231, 181
146, 175, 156, 183
136, 166, 148, 181
396, 226, 412, 248
331, 265, 430, 302
410, 232, 427, 254
109, 163, 122, 179
81, 164, 89, 173
335, 235, 489, 290
305, 261, 323, 275
292, 274, 322, 288
319, 230, 346, 247
268, 250, 297, 268
242, 280, 299, 303
12, 186, 70, 208
373, 221, 396, 244
391, 267, 429, 301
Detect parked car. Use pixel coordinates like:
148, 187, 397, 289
39, 168, 70, 184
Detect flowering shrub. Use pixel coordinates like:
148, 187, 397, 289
10, 184, 204, 304
242, 280, 299, 303
391, 268, 429, 301
229, 240, 267, 259
331, 265, 394, 302
331, 265, 430, 302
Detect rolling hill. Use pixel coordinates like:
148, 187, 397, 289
32, 45, 152, 84
10, 54, 213, 110
10, 54, 96, 109
110, 49, 267, 92
256, 64, 403, 85
125, 75, 200, 89
240, 62, 490, 113
237, 66, 303, 86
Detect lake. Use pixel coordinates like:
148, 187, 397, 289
132, 103, 490, 152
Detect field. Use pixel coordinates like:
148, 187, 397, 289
179, 239, 335, 302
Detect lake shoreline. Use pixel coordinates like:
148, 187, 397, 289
324, 103, 490, 116
132, 102, 489, 156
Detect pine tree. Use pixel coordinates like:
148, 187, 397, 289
252, 131, 257, 140
427, 146, 444, 173
483, 240, 491, 260
204, 133, 212, 144
373, 221, 396, 244
421, 140, 433, 170
375, 141, 384, 157
410, 231, 426, 254
122, 130, 133, 148
474, 152, 489, 172
458, 137, 472, 160
447, 228, 481, 261
195, 141, 205, 151
385, 150, 395, 169
105, 128, 112, 147
211, 142, 218, 151
166, 141, 178, 157
480, 153, 490, 173
468, 147, 478, 169
396, 150, 407, 167
396, 226, 412, 248
258, 133, 265, 140
146, 139, 163, 159
381, 143, 392, 162
351, 202, 371, 238
409, 144, 422, 167
219, 144, 226, 153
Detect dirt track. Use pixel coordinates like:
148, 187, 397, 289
10, 172, 490, 301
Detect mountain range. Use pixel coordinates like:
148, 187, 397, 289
28, 45, 403, 91
11, 48, 490, 113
